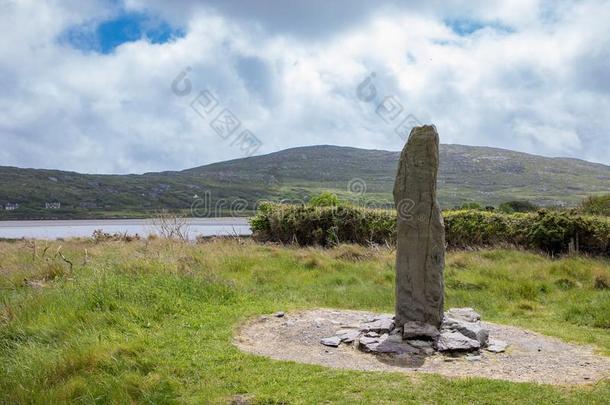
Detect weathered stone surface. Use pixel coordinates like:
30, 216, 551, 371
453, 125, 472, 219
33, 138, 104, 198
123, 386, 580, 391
359, 316, 395, 334
357, 334, 421, 355
335, 329, 361, 344
389, 327, 402, 336
358, 336, 381, 352
320, 336, 341, 347
393, 125, 445, 330
403, 320, 440, 340
436, 331, 481, 352
405, 339, 435, 349
386, 334, 403, 343
486, 339, 508, 353
442, 317, 489, 346
374, 339, 421, 355
445, 308, 480, 323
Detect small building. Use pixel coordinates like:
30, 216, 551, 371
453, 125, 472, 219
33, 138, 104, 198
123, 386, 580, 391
45, 202, 61, 209
4, 203, 19, 211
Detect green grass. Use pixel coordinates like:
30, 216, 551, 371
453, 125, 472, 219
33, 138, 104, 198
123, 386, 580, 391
0, 240, 609, 404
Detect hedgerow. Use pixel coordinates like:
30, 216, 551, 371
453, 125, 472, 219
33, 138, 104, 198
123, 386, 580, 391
250, 202, 610, 256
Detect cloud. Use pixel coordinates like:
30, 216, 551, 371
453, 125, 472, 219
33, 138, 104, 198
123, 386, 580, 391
0, 0, 609, 174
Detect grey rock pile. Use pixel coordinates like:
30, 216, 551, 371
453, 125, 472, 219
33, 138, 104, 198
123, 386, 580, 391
320, 308, 508, 357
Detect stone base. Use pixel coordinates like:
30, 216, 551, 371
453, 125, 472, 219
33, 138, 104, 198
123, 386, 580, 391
236, 308, 610, 385
320, 308, 506, 356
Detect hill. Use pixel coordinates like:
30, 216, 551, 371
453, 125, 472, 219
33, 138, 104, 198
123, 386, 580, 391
1, 145, 609, 219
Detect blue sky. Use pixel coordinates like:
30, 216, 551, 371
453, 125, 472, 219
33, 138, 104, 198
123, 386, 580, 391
61, 11, 184, 54
0, 0, 609, 173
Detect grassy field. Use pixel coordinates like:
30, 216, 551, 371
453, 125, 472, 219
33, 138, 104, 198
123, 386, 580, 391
0, 239, 609, 404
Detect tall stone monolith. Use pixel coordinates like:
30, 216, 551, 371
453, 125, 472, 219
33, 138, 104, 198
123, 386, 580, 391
393, 125, 445, 336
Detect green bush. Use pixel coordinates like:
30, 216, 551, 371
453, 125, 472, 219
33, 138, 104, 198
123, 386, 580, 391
250, 203, 610, 256
460, 202, 483, 210
308, 192, 341, 207
250, 202, 395, 246
499, 200, 539, 213
580, 194, 610, 216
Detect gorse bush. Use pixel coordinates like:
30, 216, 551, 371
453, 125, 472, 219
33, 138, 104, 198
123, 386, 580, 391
250, 203, 610, 255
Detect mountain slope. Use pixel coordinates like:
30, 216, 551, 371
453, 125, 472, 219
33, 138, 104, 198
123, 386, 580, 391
1, 145, 609, 219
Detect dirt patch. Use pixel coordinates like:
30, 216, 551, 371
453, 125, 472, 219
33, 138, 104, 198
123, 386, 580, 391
234, 309, 610, 385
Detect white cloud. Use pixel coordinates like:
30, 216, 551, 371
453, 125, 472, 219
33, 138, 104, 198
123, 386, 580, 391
0, 0, 609, 173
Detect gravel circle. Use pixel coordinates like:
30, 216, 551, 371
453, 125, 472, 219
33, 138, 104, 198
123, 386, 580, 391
234, 309, 610, 385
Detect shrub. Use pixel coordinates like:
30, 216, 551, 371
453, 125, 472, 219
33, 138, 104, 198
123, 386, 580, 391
92, 229, 140, 243
499, 200, 538, 213
308, 192, 341, 207
250, 203, 610, 256
460, 202, 483, 210
580, 194, 610, 216
250, 202, 395, 246
594, 274, 609, 290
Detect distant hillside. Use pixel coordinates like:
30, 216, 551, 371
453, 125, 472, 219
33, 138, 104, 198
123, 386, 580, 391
1, 145, 609, 219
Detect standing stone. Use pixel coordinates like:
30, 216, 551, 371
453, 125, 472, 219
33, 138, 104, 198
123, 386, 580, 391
393, 125, 445, 332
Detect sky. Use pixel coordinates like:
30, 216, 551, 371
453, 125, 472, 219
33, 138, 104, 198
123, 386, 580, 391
1, 0, 609, 174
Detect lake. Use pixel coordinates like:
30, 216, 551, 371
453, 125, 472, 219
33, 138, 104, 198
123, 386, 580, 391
0, 218, 252, 240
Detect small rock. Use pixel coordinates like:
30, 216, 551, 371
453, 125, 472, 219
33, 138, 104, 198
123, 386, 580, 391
406, 339, 434, 349
274, 311, 285, 318
374, 339, 420, 355
358, 336, 381, 352
359, 316, 395, 334
485, 339, 508, 353
387, 334, 403, 343
442, 317, 489, 346
357, 334, 420, 355
320, 336, 341, 347
365, 331, 380, 338
422, 347, 436, 356
436, 331, 481, 352
445, 308, 481, 323
466, 354, 482, 362
335, 329, 361, 343
403, 321, 440, 340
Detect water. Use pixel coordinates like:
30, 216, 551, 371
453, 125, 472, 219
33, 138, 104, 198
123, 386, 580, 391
0, 218, 252, 240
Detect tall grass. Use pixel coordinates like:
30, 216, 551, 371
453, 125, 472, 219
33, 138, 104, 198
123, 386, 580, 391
0, 239, 609, 403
